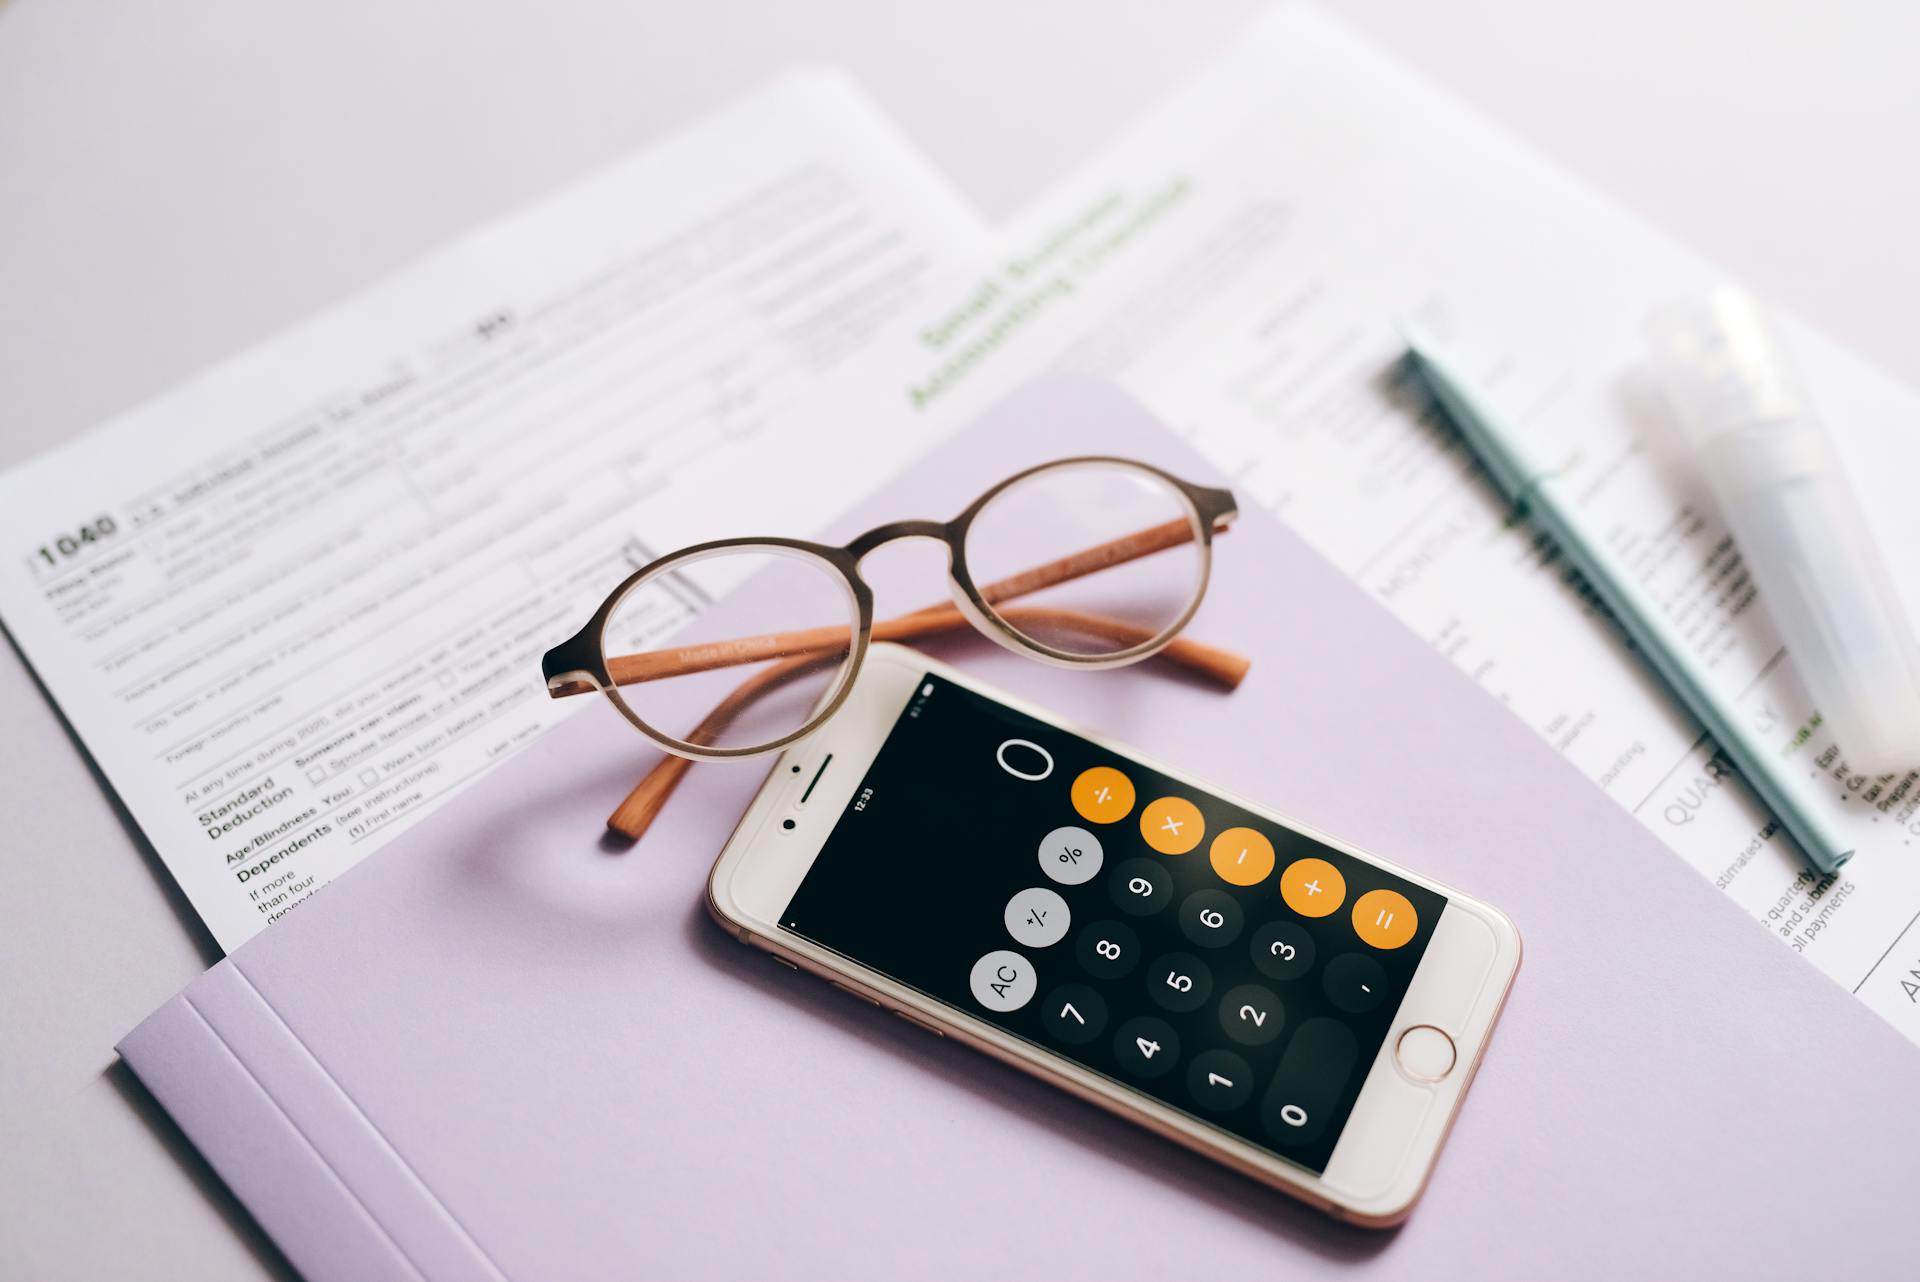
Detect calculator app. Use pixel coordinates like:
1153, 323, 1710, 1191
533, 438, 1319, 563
780, 673, 1445, 1175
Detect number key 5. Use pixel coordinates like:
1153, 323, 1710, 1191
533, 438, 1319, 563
1147, 951, 1212, 1014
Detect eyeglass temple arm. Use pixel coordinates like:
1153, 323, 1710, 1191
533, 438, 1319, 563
607, 650, 836, 839
605, 603, 1248, 841
881, 604, 1249, 685
560, 515, 1228, 694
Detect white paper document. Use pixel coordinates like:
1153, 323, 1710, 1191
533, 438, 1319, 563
893, 7, 1920, 1041
0, 73, 987, 949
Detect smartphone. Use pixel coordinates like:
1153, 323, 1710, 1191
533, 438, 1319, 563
708, 644, 1521, 1225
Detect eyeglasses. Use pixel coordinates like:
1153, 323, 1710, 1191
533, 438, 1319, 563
541, 456, 1249, 839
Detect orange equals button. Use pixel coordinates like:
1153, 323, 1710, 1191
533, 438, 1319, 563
1352, 889, 1417, 949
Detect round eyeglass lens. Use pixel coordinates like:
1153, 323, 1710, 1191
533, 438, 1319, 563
600, 546, 859, 754
962, 462, 1206, 660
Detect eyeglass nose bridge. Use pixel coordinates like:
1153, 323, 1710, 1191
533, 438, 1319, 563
842, 519, 956, 564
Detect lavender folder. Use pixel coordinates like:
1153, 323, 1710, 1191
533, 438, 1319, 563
121, 376, 1916, 1279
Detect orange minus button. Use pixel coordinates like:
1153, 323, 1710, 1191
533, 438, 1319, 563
1209, 827, 1275, 887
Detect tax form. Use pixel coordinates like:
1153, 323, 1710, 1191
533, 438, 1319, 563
898, 6, 1920, 1042
0, 72, 988, 950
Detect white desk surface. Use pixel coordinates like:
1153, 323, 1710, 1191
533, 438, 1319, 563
2, 1, 1915, 1276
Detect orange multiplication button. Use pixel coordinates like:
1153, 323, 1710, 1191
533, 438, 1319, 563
1208, 827, 1275, 887
1071, 766, 1135, 825
1279, 857, 1346, 918
1139, 796, 1205, 855
1352, 889, 1417, 949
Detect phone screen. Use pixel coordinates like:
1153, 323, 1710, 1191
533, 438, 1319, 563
780, 672, 1446, 1175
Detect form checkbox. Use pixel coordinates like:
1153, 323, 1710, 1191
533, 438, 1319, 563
307, 767, 327, 785
359, 769, 379, 787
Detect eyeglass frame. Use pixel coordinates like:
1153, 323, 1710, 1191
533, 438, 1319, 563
540, 455, 1240, 762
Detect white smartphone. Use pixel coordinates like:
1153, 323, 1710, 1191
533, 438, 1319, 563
708, 643, 1521, 1226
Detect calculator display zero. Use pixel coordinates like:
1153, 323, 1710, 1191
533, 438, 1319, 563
779, 672, 1447, 1177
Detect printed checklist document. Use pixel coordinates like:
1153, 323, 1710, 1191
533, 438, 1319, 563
4, 6, 1919, 1045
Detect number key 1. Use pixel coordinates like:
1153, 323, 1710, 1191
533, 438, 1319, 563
1186, 1049, 1254, 1111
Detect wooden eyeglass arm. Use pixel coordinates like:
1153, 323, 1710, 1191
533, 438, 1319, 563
605, 603, 1248, 841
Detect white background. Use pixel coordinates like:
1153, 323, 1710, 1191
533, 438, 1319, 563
2, 1, 1915, 1276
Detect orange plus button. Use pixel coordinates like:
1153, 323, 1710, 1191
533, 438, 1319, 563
1208, 827, 1275, 887
1140, 796, 1205, 855
1352, 889, 1417, 949
1279, 857, 1346, 918
1071, 766, 1135, 825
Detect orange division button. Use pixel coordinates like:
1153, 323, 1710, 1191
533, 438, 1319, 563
1279, 858, 1346, 918
1208, 827, 1276, 887
1140, 797, 1205, 855
1071, 766, 1136, 825
1352, 889, 1418, 949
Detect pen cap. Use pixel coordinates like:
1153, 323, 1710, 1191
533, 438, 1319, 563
1647, 288, 1811, 452
1646, 288, 1920, 772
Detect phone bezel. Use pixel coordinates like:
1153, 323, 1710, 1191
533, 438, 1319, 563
708, 643, 1521, 1225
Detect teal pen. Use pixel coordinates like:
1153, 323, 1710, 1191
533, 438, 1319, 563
1401, 330, 1853, 875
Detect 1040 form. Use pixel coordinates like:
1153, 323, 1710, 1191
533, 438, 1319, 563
0, 73, 989, 948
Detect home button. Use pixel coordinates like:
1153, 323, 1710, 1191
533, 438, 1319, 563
1394, 1025, 1456, 1082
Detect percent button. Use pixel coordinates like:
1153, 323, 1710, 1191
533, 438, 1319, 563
1039, 825, 1103, 886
